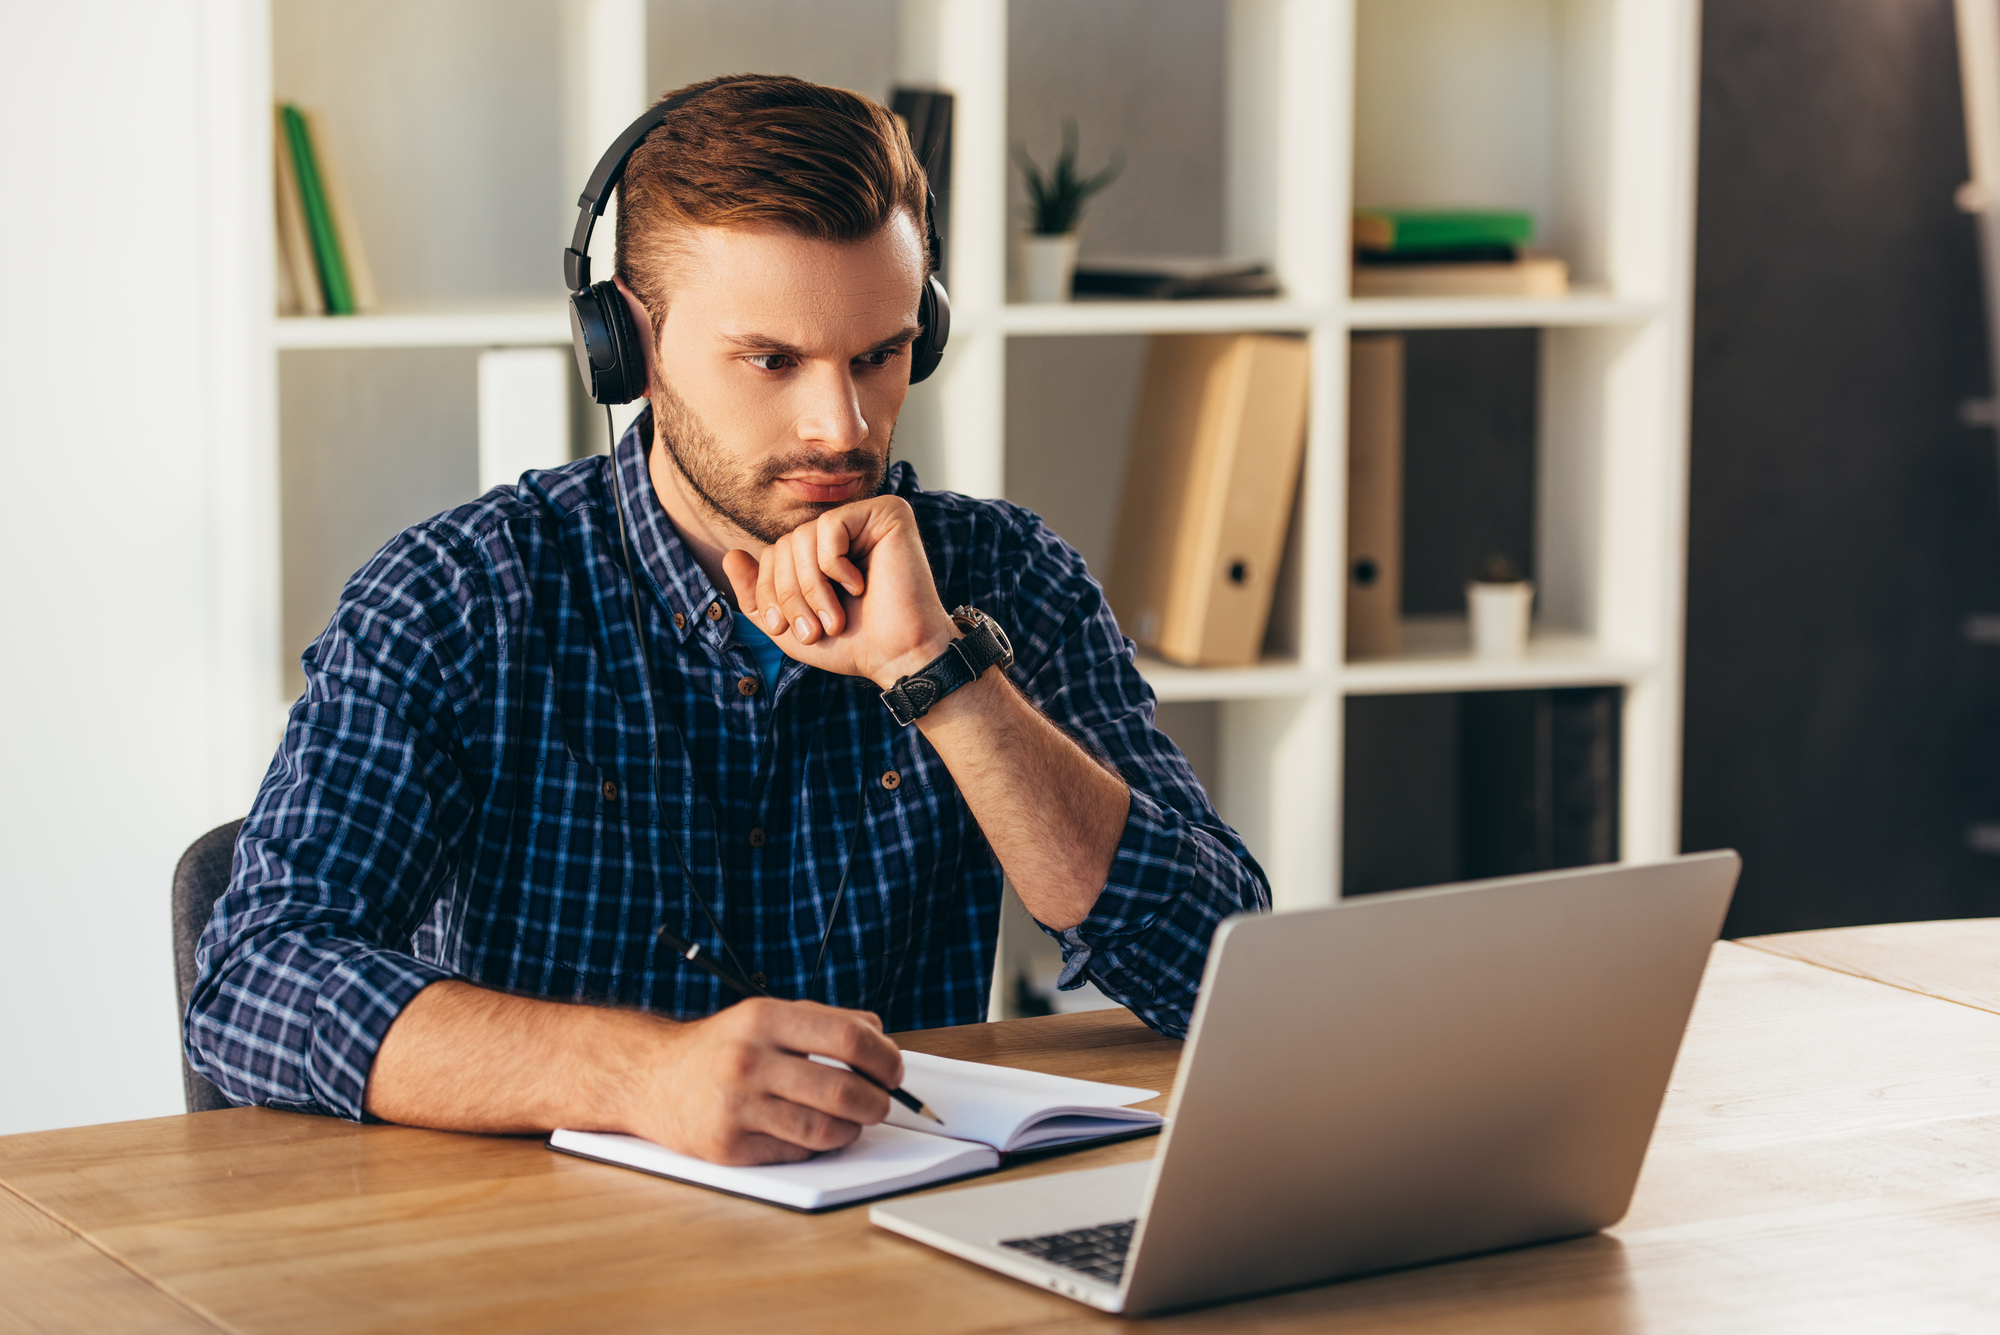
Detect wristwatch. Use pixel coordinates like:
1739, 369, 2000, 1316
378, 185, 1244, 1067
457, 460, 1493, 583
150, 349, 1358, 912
879, 607, 1015, 726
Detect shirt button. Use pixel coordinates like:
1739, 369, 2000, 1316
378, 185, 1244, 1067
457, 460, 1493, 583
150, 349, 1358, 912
737, 676, 759, 697
708, 602, 727, 621
750, 972, 769, 990
600, 780, 618, 802
672, 611, 687, 630
880, 769, 902, 791
748, 827, 767, 848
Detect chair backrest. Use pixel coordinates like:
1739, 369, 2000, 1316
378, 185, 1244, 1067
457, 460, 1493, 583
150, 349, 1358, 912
172, 819, 244, 1112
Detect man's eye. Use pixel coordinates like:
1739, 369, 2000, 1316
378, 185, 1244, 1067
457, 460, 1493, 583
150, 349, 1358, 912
748, 354, 793, 372
856, 348, 900, 369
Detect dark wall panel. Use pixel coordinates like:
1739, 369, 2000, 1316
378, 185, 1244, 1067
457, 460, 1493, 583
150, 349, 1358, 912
1402, 329, 1539, 613
1687, 0, 2000, 934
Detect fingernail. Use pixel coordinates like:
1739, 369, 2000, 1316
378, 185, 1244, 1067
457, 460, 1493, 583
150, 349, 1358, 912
795, 616, 814, 639
819, 609, 837, 632
764, 608, 782, 632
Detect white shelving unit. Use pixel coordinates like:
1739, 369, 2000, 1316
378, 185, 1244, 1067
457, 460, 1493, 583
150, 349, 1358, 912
215, 0, 1699, 916
272, 306, 572, 350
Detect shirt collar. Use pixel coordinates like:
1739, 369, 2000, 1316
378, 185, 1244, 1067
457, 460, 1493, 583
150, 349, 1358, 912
610, 405, 731, 649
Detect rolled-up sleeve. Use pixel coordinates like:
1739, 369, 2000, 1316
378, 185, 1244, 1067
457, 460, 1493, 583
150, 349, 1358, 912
1000, 513, 1272, 1039
185, 531, 483, 1119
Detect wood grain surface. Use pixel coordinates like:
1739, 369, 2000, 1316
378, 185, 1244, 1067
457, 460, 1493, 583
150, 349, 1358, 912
0, 1184, 219, 1334
3, 945, 1999, 1332
1740, 916, 2000, 1016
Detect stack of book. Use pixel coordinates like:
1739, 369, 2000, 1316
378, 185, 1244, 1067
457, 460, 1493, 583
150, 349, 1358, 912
1351, 209, 1567, 298
273, 103, 375, 316
1072, 256, 1280, 301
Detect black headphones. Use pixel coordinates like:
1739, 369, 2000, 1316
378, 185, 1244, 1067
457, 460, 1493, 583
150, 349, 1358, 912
564, 81, 951, 405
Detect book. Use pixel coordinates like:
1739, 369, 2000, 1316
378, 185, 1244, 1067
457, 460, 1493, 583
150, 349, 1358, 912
1351, 254, 1569, 298
1460, 686, 1621, 878
303, 108, 377, 312
1107, 333, 1312, 667
1352, 208, 1535, 255
890, 86, 953, 283
278, 103, 352, 314
272, 108, 322, 316
1346, 335, 1404, 658
1355, 244, 1520, 266
548, 1050, 1161, 1212
1071, 255, 1281, 300
276, 104, 376, 315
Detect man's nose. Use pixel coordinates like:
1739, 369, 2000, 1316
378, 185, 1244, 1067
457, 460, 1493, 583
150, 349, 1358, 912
795, 364, 869, 453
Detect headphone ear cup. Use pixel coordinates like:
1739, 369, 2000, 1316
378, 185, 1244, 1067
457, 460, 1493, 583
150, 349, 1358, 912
567, 280, 649, 406
909, 274, 951, 385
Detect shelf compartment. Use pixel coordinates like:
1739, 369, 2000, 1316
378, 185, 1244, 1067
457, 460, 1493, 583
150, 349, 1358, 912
1344, 290, 1660, 330
1137, 655, 1322, 703
274, 304, 572, 350
1340, 616, 1650, 695
272, 0, 567, 310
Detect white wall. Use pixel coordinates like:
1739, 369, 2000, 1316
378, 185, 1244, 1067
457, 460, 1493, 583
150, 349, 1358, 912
0, 1, 222, 1133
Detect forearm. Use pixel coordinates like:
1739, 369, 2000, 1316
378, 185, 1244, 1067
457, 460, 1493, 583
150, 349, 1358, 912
363, 983, 904, 1165
914, 668, 1130, 929
364, 981, 669, 1133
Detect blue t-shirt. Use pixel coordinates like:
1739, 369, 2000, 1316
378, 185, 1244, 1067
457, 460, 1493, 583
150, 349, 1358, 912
730, 607, 789, 687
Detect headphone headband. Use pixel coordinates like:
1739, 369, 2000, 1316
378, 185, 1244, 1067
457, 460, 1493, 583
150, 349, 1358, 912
564, 85, 712, 293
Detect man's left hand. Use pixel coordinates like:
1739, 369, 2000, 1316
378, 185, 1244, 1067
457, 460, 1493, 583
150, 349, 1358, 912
721, 495, 959, 689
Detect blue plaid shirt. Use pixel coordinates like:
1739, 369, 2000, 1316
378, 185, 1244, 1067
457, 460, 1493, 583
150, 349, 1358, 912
187, 410, 1269, 1120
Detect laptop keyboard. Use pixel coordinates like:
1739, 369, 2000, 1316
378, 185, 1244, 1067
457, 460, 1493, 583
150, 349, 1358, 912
999, 1219, 1138, 1285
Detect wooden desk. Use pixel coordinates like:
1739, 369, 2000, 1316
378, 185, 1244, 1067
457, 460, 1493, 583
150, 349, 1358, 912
1740, 916, 2000, 1016
6, 927, 2000, 1332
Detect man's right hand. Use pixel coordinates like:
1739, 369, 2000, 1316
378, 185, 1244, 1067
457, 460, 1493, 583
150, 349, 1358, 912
365, 982, 906, 1166
619, 996, 904, 1164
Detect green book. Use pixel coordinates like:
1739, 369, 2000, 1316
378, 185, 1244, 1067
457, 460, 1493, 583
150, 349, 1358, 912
1353, 208, 1535, 255
280, 103, 355, 315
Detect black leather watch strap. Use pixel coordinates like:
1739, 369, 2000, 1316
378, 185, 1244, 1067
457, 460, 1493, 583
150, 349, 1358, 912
879, 608, 1014, 727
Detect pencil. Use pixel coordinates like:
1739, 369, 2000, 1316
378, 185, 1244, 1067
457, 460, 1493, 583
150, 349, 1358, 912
656, 926, 944, 1125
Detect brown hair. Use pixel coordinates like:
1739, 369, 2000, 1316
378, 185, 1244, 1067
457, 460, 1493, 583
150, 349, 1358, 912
614, 74, 930, 340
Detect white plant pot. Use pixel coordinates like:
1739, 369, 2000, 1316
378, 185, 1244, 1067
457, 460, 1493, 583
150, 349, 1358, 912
1466, 580, 1534, 658
1013, 232, 1080, 303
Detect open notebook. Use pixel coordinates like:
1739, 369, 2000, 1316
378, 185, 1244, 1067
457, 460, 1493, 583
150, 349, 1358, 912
548, 1050, 1161, 1211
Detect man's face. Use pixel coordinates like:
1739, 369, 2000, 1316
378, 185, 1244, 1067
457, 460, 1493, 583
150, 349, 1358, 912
644, 214, 926, 545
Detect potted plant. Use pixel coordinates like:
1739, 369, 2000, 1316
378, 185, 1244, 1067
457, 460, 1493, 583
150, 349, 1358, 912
1466, 554, 1534, 658
1011, 119, 1123, 303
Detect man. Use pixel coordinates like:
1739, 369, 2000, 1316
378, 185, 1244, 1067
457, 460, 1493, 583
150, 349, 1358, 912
188, 75, 1267, 1166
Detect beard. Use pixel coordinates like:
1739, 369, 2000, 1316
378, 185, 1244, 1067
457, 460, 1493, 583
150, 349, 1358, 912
652, 376, 891, 545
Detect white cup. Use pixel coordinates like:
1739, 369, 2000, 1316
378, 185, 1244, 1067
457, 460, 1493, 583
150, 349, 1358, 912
1466, 580, 1534, 658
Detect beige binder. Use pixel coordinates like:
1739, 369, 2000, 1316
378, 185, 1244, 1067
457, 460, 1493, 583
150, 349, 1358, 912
1345, 334, 1403, 658
1108, 333, 1311, 667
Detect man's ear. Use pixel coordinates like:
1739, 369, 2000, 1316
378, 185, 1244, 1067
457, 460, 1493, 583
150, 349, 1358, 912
611, 276, 657, 400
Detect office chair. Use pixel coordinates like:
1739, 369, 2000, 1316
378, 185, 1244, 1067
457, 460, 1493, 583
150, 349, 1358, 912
172, 819, 243, 1112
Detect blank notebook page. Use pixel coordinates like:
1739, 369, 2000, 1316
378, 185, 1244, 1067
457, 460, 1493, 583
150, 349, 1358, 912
881, 1051, 1161, 1151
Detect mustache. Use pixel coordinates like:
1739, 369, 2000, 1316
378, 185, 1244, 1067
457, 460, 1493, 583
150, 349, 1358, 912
756, 448, 885, 486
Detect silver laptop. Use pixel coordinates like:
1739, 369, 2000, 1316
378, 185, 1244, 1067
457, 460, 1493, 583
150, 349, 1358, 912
871, 852, 1740, 1316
